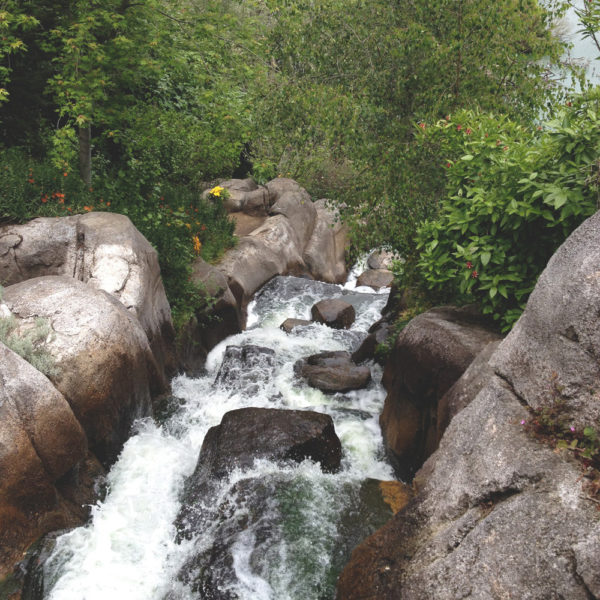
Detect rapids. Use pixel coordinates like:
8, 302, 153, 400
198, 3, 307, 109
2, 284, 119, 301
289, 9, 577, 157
39, 271, 394, 600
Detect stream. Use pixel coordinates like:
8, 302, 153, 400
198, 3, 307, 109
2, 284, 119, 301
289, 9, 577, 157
37, 265, 394, 600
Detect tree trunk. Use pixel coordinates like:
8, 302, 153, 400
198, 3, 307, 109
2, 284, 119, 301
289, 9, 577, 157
78, 125, 92, 187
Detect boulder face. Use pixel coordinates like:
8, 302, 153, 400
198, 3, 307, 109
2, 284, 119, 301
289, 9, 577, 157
337, 212, 600, 600
190, 407, 342, 483
303, 199, 347, 284
380, 306, 501, 479
311, 299, 356, 330
294, 351, 371, 393
0, 212, 176, 381
2, 276, 160, 466
214, 345, 277, 394
0, 343, 89, 576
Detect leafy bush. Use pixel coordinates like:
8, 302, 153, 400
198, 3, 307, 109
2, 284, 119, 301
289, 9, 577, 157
415, 90, 600, 330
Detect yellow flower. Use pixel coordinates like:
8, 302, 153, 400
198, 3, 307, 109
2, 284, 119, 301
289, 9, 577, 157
210, 185, 224, 197
185, 223, 191, 229
193, 235, 202, 255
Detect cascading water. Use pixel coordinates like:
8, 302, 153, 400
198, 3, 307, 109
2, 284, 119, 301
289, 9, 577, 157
38, 271, 394, 600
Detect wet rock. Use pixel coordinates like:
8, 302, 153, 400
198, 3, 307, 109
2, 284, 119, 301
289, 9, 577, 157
295, 351, 371, 393
311, 299, 355, 329
214, 345, 276, 393
172, 475, 409, 600
356, 269, 394, 291
2, 276, 160, 467
188, 407, 342, 484
280, 318, 312, 333
367, 249, 396, 271
380, 305, 501, 480
177, 258, 243, 375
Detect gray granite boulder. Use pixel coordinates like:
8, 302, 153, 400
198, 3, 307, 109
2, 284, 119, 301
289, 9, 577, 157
2, 276, 160, 466
0, 212, 176, 382
337, 211, 600, 600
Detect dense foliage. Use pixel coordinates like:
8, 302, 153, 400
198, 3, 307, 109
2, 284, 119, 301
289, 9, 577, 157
0, 0, 592, 329
415, 90, 600, 330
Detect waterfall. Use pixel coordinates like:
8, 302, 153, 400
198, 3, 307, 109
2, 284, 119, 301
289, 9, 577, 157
39, 273, 393, 600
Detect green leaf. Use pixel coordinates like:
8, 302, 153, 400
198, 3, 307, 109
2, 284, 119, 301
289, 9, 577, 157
480, 251, 491, 266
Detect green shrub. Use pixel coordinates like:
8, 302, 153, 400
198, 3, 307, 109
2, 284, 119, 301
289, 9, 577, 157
415, 90, 600, 331
0, 289, 58, 377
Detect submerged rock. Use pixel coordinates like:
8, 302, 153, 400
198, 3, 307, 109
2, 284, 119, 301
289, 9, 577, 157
280, 318, 312, 333
170, 475, 410, 600
311, 299, 356, 329
214, 345, 276, 393
294, 351, 371, 393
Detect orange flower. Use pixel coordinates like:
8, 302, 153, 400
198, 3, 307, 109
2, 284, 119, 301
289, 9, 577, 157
41, 195, 48, 203
63, 172, 68, 177
193, 235, 202, 255
83, 206, 93, 212
106, 202, 111, 207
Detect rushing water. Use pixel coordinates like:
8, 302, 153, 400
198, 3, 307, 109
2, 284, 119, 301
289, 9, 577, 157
39, 270, 393, 600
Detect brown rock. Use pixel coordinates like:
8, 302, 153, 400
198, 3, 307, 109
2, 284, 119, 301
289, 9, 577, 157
311, 298, 356, 329
295, 351, 371, 393
280, 318, 312, 333
0, 342, 88, 577
303, 199, 348, 283
380, 306, 500, 479
3, 276, 160, 466
356, 269, 394, 290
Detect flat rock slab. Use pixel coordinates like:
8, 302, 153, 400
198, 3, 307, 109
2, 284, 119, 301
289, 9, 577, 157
295, 351, 371, 393
311, 298, 355, 329
356, 269, 394, 290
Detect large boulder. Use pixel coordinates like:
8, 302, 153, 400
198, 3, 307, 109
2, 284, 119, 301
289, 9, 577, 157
436, 340, 500, 441
337, 211, 600, 600
210, 178, 270, 215
0, 343, 89, 577
380, 306, 501, 479
303, 199, 348, 284
367, 249, 396, 271
294, 351, 371, 393
269, 189, 316, 250
311, 298, 356, 330
218, 216, 306, 308
2, 276, 161, 466
0, 212, 176, 382
177, 257, 243, 375
189, 408, 342, 483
